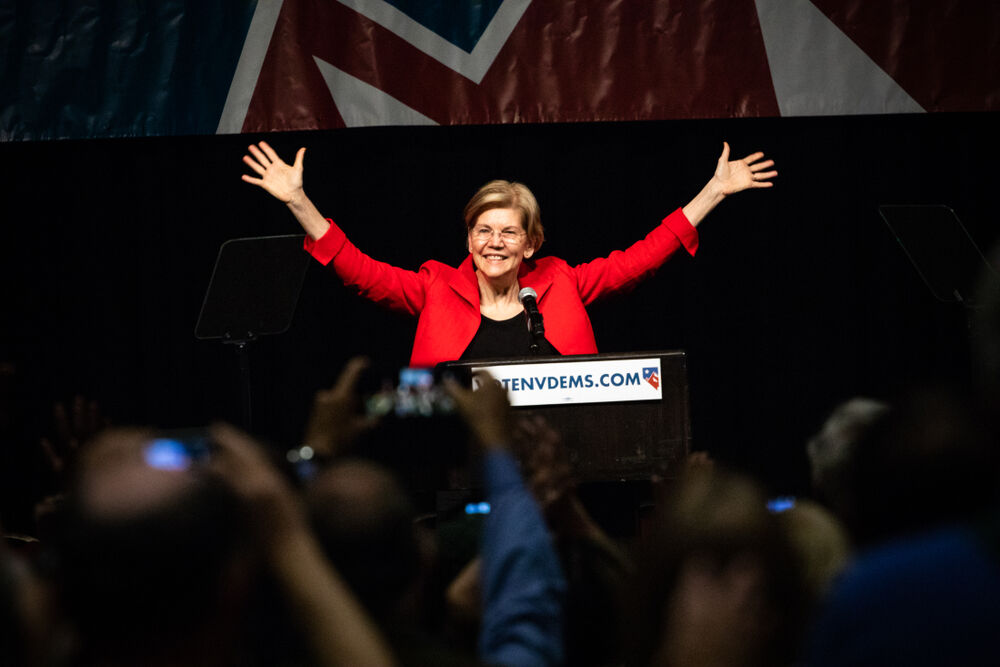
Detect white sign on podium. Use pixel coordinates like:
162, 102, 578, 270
471, 357, 663, 407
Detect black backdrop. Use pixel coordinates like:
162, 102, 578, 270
2, 112, 997, 500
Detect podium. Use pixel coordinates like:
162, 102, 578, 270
442, 350, 692, 482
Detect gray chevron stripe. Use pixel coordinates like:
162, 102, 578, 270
754, 0, 924, 116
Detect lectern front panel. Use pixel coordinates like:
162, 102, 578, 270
443, 351, 691, 482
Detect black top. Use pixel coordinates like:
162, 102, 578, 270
460, 312, 559, 360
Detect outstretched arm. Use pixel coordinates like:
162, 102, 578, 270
682, 142, 777, 227
209, 423, 396, 667
242, 141, 331, 241
244, 142, 428, 315
446, 375, 566, 667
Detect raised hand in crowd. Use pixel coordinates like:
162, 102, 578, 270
443, 371, 512, 450
32, 395, 108, 537
513, 414, 625, 554
512, 415, 574, 511
301, 356, 379, 459
209, 423, 397, 667
513, 414, 633, 667
444, 373, 567, 667
39, 394, 106, 479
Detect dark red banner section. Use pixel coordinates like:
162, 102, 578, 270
810, 0, 1000, 113
242, 0, 780, 132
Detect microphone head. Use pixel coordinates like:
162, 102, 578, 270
518, 287, 538, 303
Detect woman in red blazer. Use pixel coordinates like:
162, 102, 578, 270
242, 142, 775, 367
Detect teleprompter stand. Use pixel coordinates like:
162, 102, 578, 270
879, 205, 999, 312
195, 235, 310, 430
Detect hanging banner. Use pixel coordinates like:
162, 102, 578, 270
2, 0, 998, 141
223, 0, 1000, 132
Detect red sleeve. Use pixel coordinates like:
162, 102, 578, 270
572, 207, 698, 305
303, 219, 347, 265
303, 219, 429, 315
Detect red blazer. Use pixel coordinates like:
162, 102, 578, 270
304, 208, 698, 367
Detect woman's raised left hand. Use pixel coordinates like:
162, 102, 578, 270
712, 142, 777, 196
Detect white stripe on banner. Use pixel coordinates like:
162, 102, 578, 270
313, 57, 438, 127
754, 0, 924, 117
472, 358, 663, 407
336, 0, 532, 83
217, 0, 285, 135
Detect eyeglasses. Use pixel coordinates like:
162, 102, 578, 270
470, 226, 526, 244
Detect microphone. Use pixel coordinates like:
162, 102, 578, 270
518, 287, 545, 338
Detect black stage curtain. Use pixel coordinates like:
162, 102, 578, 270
1, 113, 997, 498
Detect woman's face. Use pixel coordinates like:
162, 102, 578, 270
467, 208, 535, 285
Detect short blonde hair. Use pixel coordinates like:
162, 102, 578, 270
463, 180, 545, 251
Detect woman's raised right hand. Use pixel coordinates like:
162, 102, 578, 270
241, 141, 306, 204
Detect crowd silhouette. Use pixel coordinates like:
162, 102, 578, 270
3, 255, 1000, 666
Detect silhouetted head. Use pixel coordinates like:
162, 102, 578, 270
629, 467, 809, 667
775, 499, 851, 603
849, 388, 998, 547
806, 397, 890, 531
54, 428, 251, 663
305, 458, 424, 619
